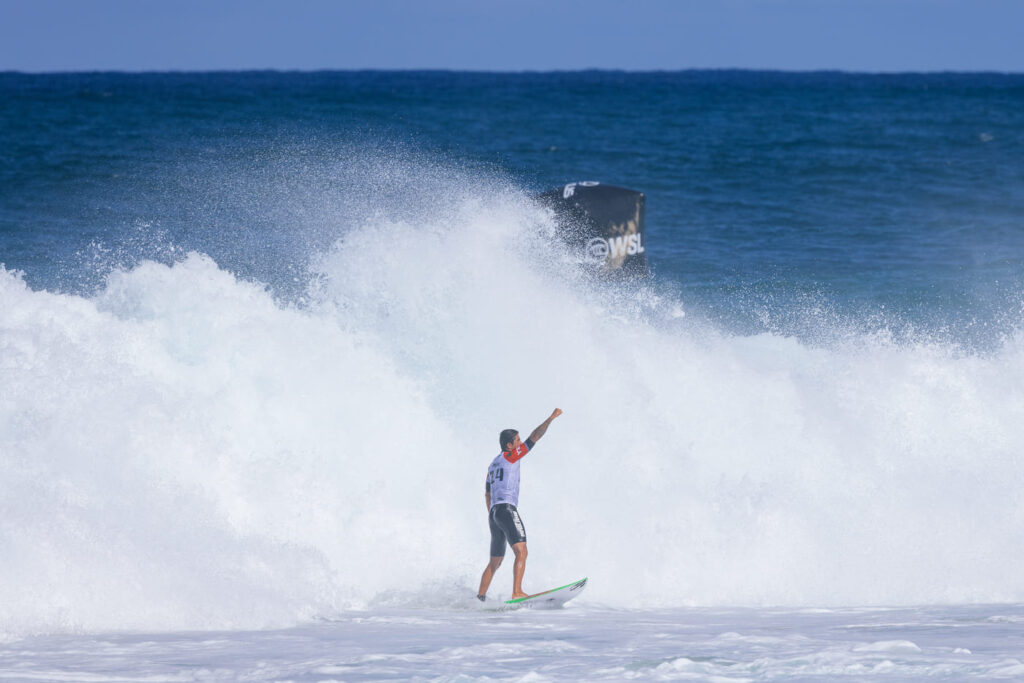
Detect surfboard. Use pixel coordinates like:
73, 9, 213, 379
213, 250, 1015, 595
503, 577, 587, 608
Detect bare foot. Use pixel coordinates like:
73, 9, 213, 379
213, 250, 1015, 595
511, 592, 530, 600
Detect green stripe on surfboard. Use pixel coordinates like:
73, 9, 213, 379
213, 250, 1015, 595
503, 578, 588, 604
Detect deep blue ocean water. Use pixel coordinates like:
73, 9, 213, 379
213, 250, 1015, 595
3, 71, 1023, 345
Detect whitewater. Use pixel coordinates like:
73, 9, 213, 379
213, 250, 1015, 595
2, 177, 1024, 678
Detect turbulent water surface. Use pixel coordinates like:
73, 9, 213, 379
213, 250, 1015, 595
4, 605, 1024, 681
2, 71, 1024, 679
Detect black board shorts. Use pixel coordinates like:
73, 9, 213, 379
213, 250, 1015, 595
489, 503, 527, 556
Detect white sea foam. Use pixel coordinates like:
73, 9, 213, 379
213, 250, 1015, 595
4, 604, 1023, 681
2, 184, 1024, 637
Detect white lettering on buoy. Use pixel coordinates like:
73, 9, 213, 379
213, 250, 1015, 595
585, 237, 609, 263
605, 234, 645, 258
563, 181, 600, 199
584, 234, 644, 263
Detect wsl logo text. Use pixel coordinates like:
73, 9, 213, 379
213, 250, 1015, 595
585, 234, 645, 264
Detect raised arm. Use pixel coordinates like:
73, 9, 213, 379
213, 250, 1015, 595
528, 408, 562, 444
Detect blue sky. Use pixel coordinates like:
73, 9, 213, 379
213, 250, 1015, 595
2, 0, 1022, 73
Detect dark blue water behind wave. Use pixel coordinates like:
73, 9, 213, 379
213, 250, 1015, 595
2, 71, 1023, 345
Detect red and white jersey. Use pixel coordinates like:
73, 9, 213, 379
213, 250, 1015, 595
485, 440, 533, 508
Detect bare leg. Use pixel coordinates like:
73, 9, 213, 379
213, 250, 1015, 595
477, 556, 503, 598
510, 542, 529, 599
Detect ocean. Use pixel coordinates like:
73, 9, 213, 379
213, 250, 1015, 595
2, 71, 1024, 679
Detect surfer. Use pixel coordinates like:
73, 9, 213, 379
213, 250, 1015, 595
477, 408, 563, 601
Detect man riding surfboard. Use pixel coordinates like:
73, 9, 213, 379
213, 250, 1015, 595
477, 408, 563, 601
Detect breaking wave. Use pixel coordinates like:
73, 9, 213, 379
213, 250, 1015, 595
3, 174, 1024, 638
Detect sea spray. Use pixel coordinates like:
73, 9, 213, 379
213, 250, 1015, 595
2, 189, 1024, 639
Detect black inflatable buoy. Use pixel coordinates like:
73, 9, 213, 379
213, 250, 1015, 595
536, 182, 647, 276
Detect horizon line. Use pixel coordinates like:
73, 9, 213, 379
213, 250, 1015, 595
4, 67, 1024, 77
